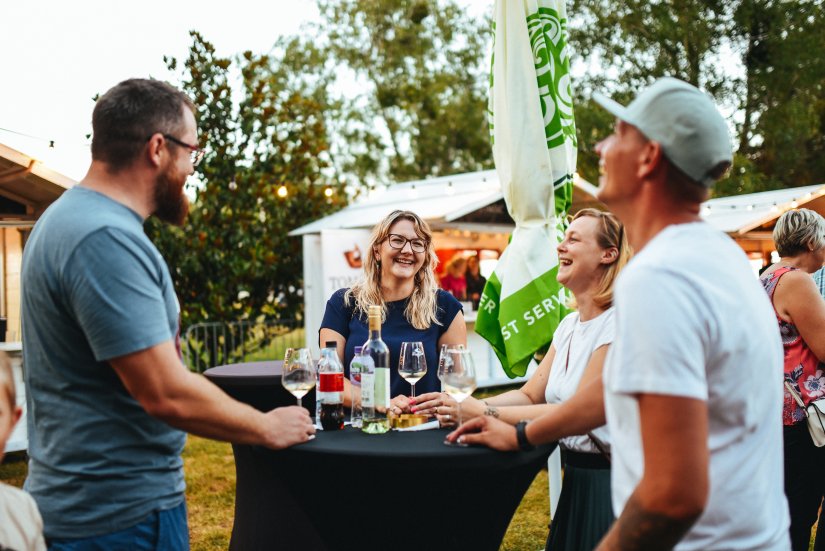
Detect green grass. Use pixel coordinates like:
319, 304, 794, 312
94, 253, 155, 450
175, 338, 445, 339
183, 326, 305, 372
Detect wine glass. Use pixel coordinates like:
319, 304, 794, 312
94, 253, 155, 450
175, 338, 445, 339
437, 343, 464, 391
281, 347, 315, 408
441, 347, 477, 446
398, 341, 427, 400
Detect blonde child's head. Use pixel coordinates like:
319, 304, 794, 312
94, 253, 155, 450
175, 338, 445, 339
0, 353, 21, 462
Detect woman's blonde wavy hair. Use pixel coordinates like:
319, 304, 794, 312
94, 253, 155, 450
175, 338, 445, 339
344, 210, 441, 329
566, 208, 632, 310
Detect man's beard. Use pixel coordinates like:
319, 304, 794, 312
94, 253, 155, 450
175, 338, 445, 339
153, 163, 190, 226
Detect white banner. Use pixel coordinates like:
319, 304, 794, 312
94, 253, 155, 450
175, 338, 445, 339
320, 229, 372, 299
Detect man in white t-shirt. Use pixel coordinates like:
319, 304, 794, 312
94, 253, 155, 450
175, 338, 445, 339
590, 77, 789, 550
448, 78, 790, 550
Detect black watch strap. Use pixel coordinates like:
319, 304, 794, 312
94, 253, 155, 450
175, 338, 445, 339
515, 420, 534, 451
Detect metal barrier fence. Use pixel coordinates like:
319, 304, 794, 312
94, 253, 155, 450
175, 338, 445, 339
182, 320, 304, 373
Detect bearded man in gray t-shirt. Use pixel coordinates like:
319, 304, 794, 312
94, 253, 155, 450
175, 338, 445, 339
22, 78, 315, 547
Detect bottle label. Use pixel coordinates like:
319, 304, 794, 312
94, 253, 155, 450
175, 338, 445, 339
374, 367, 390, 408
350, 363, 362, 386
361, 373, 375, 408
319, 372, 344, 392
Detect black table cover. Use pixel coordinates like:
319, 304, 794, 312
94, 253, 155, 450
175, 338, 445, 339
204, 360, 316, 414
206, 362, 554, 551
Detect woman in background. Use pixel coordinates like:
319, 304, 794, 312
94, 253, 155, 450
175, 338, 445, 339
439, 255, 467, 301
465, 255, 487, 309
759, 208, 825, 551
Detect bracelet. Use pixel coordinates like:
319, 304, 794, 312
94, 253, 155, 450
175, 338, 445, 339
483, 405, 500, 419
515, 420, 534, 451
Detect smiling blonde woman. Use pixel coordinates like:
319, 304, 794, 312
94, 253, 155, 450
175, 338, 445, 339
319, 210, 467, 412
420, 208, 630, 550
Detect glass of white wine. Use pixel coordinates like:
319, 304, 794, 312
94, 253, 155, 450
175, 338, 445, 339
281, 347, 315, 408
398, 341, 427, 399
441, 347, 477, 446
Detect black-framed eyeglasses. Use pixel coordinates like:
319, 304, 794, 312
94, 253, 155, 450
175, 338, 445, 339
161, 134, 205, 166
386, 233, 427, 253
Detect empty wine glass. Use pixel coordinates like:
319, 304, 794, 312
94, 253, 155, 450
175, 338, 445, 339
441, 347, 477, 446
399, 341, 427, 400
281, 347, 315, 408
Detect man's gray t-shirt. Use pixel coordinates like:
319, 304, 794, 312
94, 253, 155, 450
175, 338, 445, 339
22, 186, 186, 538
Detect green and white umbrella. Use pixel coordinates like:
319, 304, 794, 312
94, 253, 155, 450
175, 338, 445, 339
475, 0, 576, 378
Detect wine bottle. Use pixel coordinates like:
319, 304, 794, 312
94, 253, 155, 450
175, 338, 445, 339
361, 305, 390, 434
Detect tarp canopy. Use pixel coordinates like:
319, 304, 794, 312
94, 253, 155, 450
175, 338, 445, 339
289, 169, 600, 236
702, 184, 825, 234
292, 176, 825, 239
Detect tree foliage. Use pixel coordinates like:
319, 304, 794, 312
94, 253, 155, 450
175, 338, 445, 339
568, 0, 825, 196
151, 1, 825, 327
147, 32, 347, 327
148, 2, 496, 326
316, 0, 494, 184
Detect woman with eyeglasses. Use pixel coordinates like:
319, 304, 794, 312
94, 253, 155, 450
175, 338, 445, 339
320, 210, 467, 414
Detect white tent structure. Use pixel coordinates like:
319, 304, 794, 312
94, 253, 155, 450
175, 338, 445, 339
291, 168, 601, 236
702, 183, 825, 266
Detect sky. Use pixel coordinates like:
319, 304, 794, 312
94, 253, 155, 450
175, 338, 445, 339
0, 0, 327, 181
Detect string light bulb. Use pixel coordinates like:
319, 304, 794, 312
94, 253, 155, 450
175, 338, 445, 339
324, 187, 333, 197
277, 185, 288, 198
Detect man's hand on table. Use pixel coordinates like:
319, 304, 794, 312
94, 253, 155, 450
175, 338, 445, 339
262, 406, 316, 449
445, 416, 519, 451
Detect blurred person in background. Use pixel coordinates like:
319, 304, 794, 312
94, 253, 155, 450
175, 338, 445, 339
439, 254, 468, 301
0, 354, 46, 551
465, 255, 487, 309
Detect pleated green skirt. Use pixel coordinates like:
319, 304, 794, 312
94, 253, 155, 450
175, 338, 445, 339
545, 451, 614, 551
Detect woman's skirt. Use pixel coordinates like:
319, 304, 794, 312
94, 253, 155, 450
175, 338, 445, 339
546, 449, 613, 551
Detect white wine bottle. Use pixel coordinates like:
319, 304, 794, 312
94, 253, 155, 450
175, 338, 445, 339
361, 305, 390, 434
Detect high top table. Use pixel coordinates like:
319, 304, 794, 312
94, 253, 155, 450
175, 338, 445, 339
205, 362, 554, 551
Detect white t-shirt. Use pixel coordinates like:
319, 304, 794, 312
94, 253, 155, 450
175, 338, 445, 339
545, 308, 614, 453
604, 222, 790, 551
0, 482, 46, 551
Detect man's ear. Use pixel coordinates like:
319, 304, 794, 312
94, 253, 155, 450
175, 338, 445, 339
637, 140, 664, 180
146, 133, 164, 168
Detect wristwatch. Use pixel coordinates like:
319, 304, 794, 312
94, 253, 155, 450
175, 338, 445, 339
515, 420, 534, 451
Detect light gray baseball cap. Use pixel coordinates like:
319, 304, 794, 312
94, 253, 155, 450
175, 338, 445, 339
593, 77, 732, 187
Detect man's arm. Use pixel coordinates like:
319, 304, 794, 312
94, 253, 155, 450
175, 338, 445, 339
596, 394, 709, 551
110, 340, 315, 449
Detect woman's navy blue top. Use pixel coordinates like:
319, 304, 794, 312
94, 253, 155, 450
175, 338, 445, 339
320, 288, 463, 397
